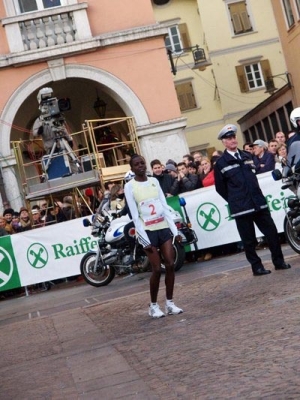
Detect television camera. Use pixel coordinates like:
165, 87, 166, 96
34, 87, 82, 178
37, 87, 71, 121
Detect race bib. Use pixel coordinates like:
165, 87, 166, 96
139, 198, 165, 226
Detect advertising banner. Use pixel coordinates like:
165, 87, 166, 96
0, 171, 293, 292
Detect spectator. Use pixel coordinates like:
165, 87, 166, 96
275, 143, 288, 169
11, 212, 20, 232
268, 139, 279, 155
31, 207, 44, 228
45, 203, 67, 225
85, 188, 100, 212
187, 162, 198, 175
275, 131, 286, 144
79, 194, 92, 217
192, 151, 202, 164
0, 216, 9, 236
252, 139, 275, 173
62, 196, 76, 220
151, 159, 178, 197
175, 162, 199, 193
182, 154, 194, 165
97, 181, 115, 213
165, 163, 178, 180
212, 150, 224, 157
166, 159, 177, 167
37, 199, 48, 221
192, 151, 203, 174
3, 208, 14, 235
200, 157, 215, 187
243, 142, 254, 154
15, 207, 32, 232
110, 184, 125, 211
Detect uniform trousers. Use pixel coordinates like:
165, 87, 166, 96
235, 208, 284, 273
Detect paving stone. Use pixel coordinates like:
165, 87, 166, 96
1, 252, 300, 398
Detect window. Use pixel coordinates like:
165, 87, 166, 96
235, 60, 273, 93
282, 0, 295, 27
228, 1, 253, 35
175, 81, 197, 112
245, 63, 263, 90
14, 0, 61, 13
165, 23, 191, 54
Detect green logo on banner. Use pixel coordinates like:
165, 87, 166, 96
0, 236, 21, 291
27, 243, 49, 269
197, 203, 221, 231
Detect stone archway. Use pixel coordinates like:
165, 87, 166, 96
0, 64, 150, 156
0, 64, 151, 210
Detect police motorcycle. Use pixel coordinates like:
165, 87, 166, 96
272, 107, 300, 254
80, 172, 198, 287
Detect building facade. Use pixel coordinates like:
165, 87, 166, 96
0, 0, 189, 211
153, 0, 289, 153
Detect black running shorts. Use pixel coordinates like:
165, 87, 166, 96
145, 228, 172, 248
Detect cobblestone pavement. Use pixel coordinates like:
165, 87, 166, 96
1, 249, 300, 399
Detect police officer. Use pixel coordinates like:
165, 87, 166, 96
214, 124, 291, 276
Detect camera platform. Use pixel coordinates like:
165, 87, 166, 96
25, 169, 100, 200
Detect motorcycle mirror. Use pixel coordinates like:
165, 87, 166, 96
82, 218, 91, 227
179, 197, 186, 207
272, 169, 282, 181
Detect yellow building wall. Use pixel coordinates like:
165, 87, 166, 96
153, 0, 288, 152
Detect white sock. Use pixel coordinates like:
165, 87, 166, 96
166, 299, 174, 306
150, 302, 157, 307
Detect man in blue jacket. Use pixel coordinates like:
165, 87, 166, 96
214, 124, 291, 276
252, 139, 275, 174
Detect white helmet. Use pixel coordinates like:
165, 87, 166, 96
290, 107, 300, 128
124, 170, 135, 182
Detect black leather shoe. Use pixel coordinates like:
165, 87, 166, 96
275, 262, 291, 270
253, 268, 271, 276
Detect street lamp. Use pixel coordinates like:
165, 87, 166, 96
168, 45, 210, 75
93, 92, 107, 118
264, 72, 292, 95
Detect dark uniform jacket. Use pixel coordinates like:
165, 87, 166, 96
214, 149, 268, 218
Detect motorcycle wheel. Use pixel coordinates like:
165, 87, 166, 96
284, 216, 300, 254
160, 241, 186, 272
80, 252, 115, 287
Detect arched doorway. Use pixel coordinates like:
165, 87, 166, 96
0, 64, 150, 210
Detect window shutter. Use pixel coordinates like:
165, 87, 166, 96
235, 65, 248, 92
175, 82, 197, 111
240, 11, 252, 31
179, 23, 191, 49
260, 60, 272, 82
232, 13, 243, 34
229, 1, 252, 34
260, 59, 274, 88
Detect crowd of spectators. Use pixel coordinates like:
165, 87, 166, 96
0, 187, 105, 236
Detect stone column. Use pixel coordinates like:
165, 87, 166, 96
1, 165, 23, 213
137, 117, 189, 168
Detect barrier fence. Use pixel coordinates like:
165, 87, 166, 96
0, 171, 292, 292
